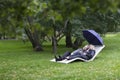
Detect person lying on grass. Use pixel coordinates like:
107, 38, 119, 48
55, 44, 95, 61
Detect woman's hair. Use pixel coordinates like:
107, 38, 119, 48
83, 44, 95, 50
88, 44, 95, 50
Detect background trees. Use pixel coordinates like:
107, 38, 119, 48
0, 0, 120, 52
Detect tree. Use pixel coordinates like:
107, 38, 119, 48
46, 0, 120, 48
0, 0, 44, 51
0, 0, 120, 52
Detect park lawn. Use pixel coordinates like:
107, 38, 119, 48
0, 33, 120, 80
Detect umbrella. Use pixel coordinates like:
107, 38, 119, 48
82, 30, 103, 45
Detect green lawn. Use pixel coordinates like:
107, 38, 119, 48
0, 33, 120, 80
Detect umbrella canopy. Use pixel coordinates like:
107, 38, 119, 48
82, 30, 103, 45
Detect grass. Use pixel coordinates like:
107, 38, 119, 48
0, 33, 120, 80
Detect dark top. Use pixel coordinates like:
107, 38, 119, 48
85, 50, 95, 59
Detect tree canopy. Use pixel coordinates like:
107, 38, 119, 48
0, 0, 120, 52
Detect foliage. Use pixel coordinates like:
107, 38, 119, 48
71, 17, 84, 38
71, 9, 120, 35
0, 0, 120, 51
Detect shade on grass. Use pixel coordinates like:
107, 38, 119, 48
0, 33, 120, 80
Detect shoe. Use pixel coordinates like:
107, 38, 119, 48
58, 55, 62, 59
55, 55, 62, 61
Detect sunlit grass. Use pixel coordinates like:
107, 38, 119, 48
0, 33, 120, 80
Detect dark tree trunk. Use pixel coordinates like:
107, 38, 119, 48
24, 27, 43, 51
65, 34, 73, 47
65, 19, 73, 47
24, 16, 43, 51
73, 37, 84, 49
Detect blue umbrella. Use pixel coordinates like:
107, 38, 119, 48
82, 30, 103, 45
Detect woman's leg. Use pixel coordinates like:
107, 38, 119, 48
67, 53, 89, 60
61, 51, 71, 59
55, 51, 71, 61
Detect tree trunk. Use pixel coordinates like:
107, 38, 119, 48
73, 37, 84, 49
52, 26, 57, 54
64, 19, 73, 47
65, 34, 73, 47
24, 27, 43, 51
52, 36, 57, 54
24, 16, 43, 51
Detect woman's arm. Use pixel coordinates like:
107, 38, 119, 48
86, 50, 95, 59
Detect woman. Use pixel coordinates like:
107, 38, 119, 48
55, 44, 95, 61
